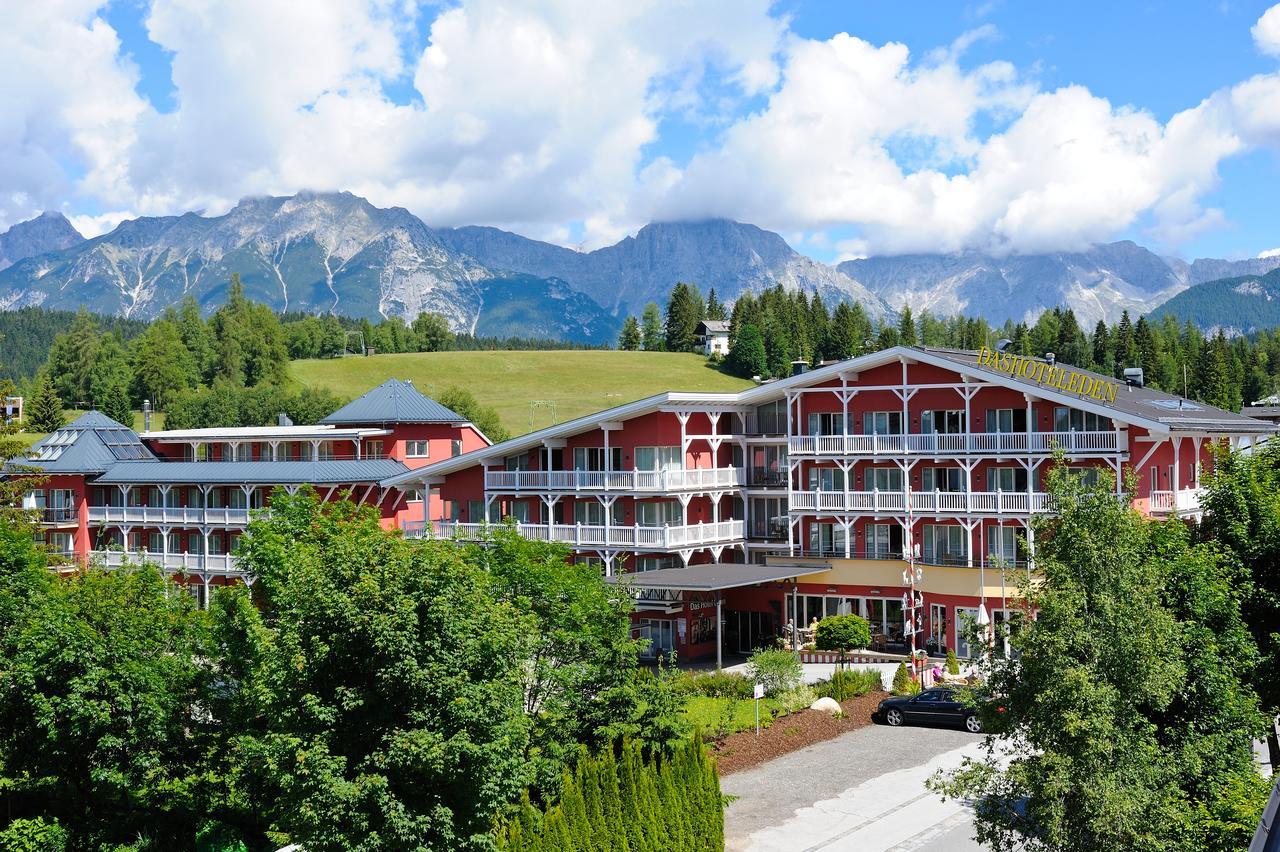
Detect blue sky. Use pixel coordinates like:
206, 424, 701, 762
5, 1, 1279, 261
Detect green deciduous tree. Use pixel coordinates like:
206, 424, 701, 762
224, 490, 538, 851
814, 614, 871, 652
931, 465, 1266, 852
437, 385, 511, 443
412, 311, 456, 352
131, 318, 198, 410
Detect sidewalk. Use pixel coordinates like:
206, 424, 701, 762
722, 723, 989, 851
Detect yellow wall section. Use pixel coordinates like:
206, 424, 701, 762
783, 558, 1021, 599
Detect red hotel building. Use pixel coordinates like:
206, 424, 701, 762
385, 345, 1274, 662
9, 379, 490, 604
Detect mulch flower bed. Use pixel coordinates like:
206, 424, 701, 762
710, 690, 888, 775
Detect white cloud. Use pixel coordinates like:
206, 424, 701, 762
2, 0, 1280, 259
67, 210, 137, 239
1260, 247, 1280, 258
1253, 4, 1280, 55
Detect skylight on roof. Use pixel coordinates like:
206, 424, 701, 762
1147, 399, 1203, 411
95, 427, 150, 460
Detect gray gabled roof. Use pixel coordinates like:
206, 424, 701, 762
94, 459, 409, 485
7, 411, 158, 475
320, 379, 466, 425
606, 562, 830, 591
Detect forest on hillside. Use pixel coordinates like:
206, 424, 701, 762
623, 281, 1273, 413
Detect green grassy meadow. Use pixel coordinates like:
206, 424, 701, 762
290, 350, 753, 436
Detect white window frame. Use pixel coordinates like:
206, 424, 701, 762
405, 440, 430, 458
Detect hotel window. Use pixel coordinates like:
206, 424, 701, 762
807, 466, 846, 492
366, 439, 384, 458
866, 523, 903, 559
986, 467, 1029, 492
809, 412, 855, 436
187, 487, 204, 508
865, 467, 903, 492
986, 525, 1019, 564
635, 446, 682, 471
808, 522, 847, 555
163, 488, 181, 508
1067, 466, 1102, 487
405, 488, 424, 503
207, 488, 225, 509
406, 440, 430, 458
229, 490, 248, 510
298, 442, 313, 461
636, 500, 681, 527
505, 500, 532, 523
1053, 407, 1112, 432
748, 497, 788, 540
574, 500, 625, 526
930, 603, 948, 650
753, 400, 786, 434
920, 410, 965, 434
468, 500, 499, 523
984, 408, 1028, 433
921, 467, 965, 492
452, 439, 463, 457
317, 442, 335, 461
228, 533, 242, 554
636, 555, 678, 572
922, 524, 967, 565
860, 411, 903, 435
573, 446, 623, 471
48, 532, 74, 556
208, 536, 224, 555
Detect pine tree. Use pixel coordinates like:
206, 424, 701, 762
27, 370, 64, 432
664, 282, 703, 353
726, 325, 767, 378
705, 288, 727, 321
597, 747, 628, 852
1115, 310, 1137, 375
1090, 320, 1110, 374
617, 741, 647, 852
898, 306, 917, 346
1134, 317, 1159, 387
100, 378, 133, 427
640, 303, 664, 352
1055, 308, 1086, 366
618, 316, 642, 351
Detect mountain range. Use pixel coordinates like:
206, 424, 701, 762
1149, 267, 1280, 335
0, 190, 1275, 340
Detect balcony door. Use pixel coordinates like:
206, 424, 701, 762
635, 446, 681, 471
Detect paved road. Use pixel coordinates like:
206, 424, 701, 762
722, 722, 988, 851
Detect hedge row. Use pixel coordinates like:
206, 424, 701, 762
495, 735, 723, 852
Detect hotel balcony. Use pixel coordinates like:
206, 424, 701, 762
89, 549, 243, 575
483, 467, 745, 493
30, 506, 79, 526
86, 506, 253, 527
1148, 488, 1204, 515
788, 430, 1120, 458
404, 519, 745, 551
788, 490, 1054, 515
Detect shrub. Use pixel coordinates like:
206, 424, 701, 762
891, 661, 914, 695
945, 649, 960, 675
683, 670, 754, 699
814, 614, 871, 652
0, 818, 67, 852
747, 647, 803, 695
777, 684, 817, 713
816, 667, 883, 701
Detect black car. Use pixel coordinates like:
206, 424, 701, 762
875, 687, 984, 733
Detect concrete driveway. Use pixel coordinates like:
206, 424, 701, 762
722, 722, 989, 851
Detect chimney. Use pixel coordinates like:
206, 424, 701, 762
1123, 367, 1144, 388
791, 360, 810, 376
1045, 351, 1056, 366
142, 400, 152, 431
278, 412, 294, 427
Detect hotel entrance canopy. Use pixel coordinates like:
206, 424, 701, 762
607, 562, 831, 668
606, 562, 829, 592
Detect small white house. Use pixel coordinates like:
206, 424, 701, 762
696, 320, 730, 356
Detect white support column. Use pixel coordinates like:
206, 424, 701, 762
1171, 436, 1181, 518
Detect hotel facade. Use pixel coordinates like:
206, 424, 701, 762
11, 347, 1274, 663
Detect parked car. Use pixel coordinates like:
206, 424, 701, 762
874, 687, 992, 733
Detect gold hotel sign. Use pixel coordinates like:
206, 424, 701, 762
975, 346, 1118, 404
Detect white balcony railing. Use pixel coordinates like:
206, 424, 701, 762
483, 467, 745, 492
1149, 488, 1204, 514
89, 549, 242, 574
86, 506, 253, 526
405, 519, 745, 550
788, 431, 1120, 457
788, 490, 1053, 515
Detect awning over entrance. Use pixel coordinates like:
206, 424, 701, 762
606, 562, 830, 591
608, 562, 831, 669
